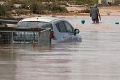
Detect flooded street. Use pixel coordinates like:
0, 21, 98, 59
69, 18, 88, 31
0, 16, 120, 80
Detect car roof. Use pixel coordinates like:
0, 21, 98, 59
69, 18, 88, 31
19, 17, 63, 23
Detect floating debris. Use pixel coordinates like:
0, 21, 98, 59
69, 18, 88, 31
81, 20, 85, 24
115, 22, 119, 24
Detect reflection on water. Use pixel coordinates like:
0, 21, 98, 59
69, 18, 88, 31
0, 16, 120, 80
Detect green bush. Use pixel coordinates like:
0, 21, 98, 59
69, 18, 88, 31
30, 2, 45, 14
0, 5, 6, 16
47, 3, 68, 13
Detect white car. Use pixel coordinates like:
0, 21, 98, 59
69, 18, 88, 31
15, 17, 82, 43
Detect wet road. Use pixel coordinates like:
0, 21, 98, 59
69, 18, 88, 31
0, 16, 120, 80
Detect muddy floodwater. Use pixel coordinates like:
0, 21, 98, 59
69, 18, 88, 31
0, 16, 120, 80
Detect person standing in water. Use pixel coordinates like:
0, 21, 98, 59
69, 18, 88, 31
90, 4, 101, 23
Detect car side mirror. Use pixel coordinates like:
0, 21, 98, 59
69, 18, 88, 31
74, 29, 80, 35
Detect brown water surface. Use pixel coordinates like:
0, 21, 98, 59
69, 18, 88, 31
0, 16, 120, 80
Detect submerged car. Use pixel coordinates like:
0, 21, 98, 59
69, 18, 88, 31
14, 17, 82, 43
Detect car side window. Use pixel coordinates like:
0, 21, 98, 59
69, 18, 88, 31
56, 21, 74, 33
56, 21, 67, 32
64, 21, 74, 33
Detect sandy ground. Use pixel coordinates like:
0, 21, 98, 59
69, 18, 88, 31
61, 6, 120, 16
99, 6, 120, 15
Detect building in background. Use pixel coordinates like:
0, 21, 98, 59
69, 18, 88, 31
98, 0, 120, 5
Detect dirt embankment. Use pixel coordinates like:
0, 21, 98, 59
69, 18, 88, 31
15, 6, 120, 18
58, 6, 120, 16
99, 6, 120, 15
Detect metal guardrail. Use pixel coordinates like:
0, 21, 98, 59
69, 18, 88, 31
0, 27, 51, 46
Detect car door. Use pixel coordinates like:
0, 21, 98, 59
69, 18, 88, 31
64, 20, 79, 40
54, 20, 76, 42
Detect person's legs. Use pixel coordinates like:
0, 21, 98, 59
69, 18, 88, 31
92, 19, 95, 24
95, 18, 99, 23
92, 18, 99, 24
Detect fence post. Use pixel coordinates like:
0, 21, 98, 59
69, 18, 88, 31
38, 32, 40, 45
11, 32, 13, 45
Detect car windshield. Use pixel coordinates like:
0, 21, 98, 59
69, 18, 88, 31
16, 21, 53, 29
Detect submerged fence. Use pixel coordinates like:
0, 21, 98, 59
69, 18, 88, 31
0, 27, 51, 46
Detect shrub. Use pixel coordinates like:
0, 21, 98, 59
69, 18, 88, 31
30, 2, 45, 14
47, 3, 68, 13
0, 5, 6, 17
